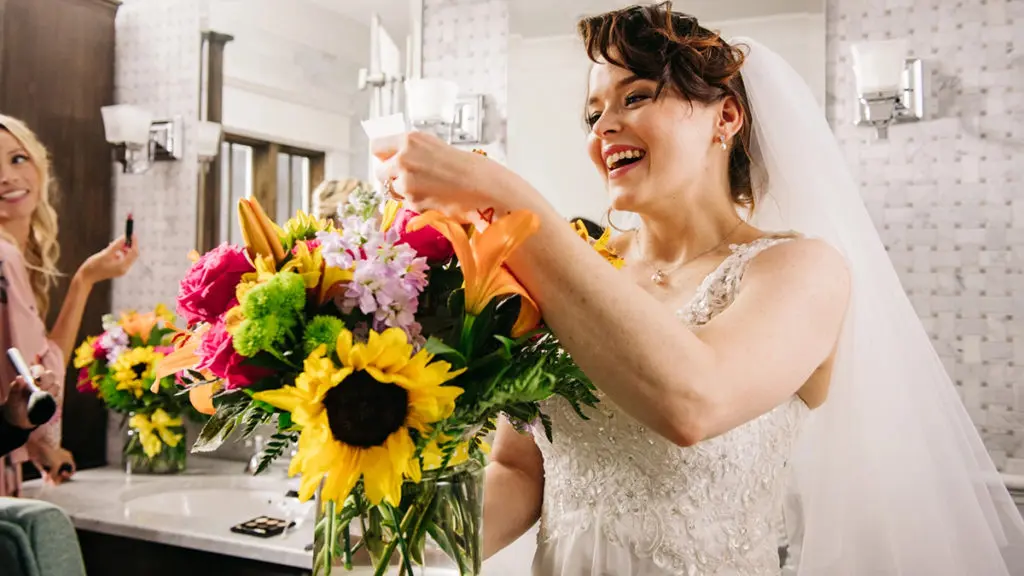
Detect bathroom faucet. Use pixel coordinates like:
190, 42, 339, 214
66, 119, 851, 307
243, 435, 295, 476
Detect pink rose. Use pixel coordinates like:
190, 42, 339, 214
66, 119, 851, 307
196, 319, 271, 390
177, 243, 254, 327
393, 208, 453, 262
91, 338, 107, 359
293, 239, 320, 255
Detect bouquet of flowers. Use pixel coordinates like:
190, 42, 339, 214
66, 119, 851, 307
74, 305, 199, 473
155, 184, 619, 574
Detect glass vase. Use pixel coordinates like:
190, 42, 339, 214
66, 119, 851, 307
314, 460, 485, 576
123, 411, 188, 475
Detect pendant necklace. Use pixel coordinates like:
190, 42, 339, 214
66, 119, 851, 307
637, 220, 745, 286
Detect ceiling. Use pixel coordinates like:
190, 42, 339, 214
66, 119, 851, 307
295, 0, 824, 55
510, 0, 824, 37
305, 0, 412, 42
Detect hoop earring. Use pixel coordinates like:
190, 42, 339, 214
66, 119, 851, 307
605, 207, 637, 233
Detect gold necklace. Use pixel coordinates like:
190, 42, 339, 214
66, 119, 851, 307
637, 220, 745, 286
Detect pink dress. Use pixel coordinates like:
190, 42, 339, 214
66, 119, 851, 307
0, 239, 65, 496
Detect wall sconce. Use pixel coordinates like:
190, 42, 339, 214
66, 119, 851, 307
195, 120, 223, 167
404, 79, 485, 145
100, 104, 184, 173
851, 39, 925, 140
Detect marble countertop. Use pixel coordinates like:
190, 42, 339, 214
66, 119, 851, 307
21, 457, 317, 570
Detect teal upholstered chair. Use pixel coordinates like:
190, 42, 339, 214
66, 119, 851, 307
0, 498, 85, 576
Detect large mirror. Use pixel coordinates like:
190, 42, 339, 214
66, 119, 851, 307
197, 0, 413, 250
507, 0, 825, 222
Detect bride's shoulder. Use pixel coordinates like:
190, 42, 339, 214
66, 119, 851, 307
743, 232, 849, 296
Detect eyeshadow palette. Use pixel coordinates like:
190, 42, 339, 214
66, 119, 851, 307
230, 515, 296, 538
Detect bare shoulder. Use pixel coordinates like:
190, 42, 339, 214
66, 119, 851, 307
743, 236, 851, 307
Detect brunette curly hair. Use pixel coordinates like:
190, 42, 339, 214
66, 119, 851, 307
578, 2, 755, 209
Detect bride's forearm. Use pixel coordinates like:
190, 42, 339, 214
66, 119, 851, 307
482, 461, 543, 559
498, 184, 717, 446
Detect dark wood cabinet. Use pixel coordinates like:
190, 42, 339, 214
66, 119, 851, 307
0, 0, 118, 470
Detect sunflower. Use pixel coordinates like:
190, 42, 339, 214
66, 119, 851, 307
111, 347, 162, 398
253, 328, 464, 507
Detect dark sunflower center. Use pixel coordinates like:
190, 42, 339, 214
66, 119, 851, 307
323, 370, 409, 449
131, 363, 148, 380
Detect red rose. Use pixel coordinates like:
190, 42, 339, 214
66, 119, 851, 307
176, 243, 254, 327
76, 368, 96, 393
393, 208, 453, 262
196, 319, 271, 390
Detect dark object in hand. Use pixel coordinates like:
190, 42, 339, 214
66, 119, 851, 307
7, 348, 56, 426
125, 212, 134, 248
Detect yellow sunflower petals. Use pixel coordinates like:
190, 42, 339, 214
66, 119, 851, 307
252, 387, 307, 414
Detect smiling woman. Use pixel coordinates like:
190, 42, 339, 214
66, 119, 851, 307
0, 115, 140, 497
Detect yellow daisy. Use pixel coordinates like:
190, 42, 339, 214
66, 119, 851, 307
573, 220, 625, 269
74, 337, 97, 369
253, 328, 465, 507
112, 347, 162, 399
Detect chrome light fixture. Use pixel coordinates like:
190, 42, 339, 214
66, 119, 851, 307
851, 39, 925, 140
100, 104, 184, 173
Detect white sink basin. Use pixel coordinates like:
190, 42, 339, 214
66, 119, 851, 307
119, 475, 314, 528
124, 488, 288, 518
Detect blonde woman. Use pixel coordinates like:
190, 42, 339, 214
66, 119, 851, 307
0, 115, 139, 495
311, 178, 372, 224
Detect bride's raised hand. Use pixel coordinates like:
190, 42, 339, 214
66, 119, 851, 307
370, 131, 523, 215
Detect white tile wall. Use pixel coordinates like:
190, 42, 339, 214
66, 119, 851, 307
424, 0, 1024, 469
111, 0, 202, 314
826, 0, 1024, 471
422, 0, 509, 160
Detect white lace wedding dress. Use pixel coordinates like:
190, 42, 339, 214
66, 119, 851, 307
532, 235, 807, 576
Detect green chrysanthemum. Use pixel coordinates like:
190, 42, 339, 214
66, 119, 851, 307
303, 316, 345, 357
233, 271, 307, 356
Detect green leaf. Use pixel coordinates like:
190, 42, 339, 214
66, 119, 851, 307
241, 353, 294, 371
254, 431, 299, 475
423, 337, 466, 365
191, 405, 243, 453
278, 411, 293, 430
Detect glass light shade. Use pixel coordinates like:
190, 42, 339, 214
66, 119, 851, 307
851, 39, 908, 95
100, 104, 154, 146
195, 120, 223, 161
405, 78, 460, 123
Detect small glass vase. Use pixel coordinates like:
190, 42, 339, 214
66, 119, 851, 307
123, 412, 188, 475
314, 460, 485, 576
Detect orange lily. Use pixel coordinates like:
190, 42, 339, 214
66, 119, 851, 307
152, 324, 207, 385
120, 311, 159, 343
238, 197, 287, 264
407, 210, 541, 337
151, 324, 219, 415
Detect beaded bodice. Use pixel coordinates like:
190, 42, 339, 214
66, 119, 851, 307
534, 236, 808, 576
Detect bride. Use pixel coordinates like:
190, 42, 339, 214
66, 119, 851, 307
371, 2, 1024, 574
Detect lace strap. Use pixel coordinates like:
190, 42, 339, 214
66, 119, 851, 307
722, 234, 800, 294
